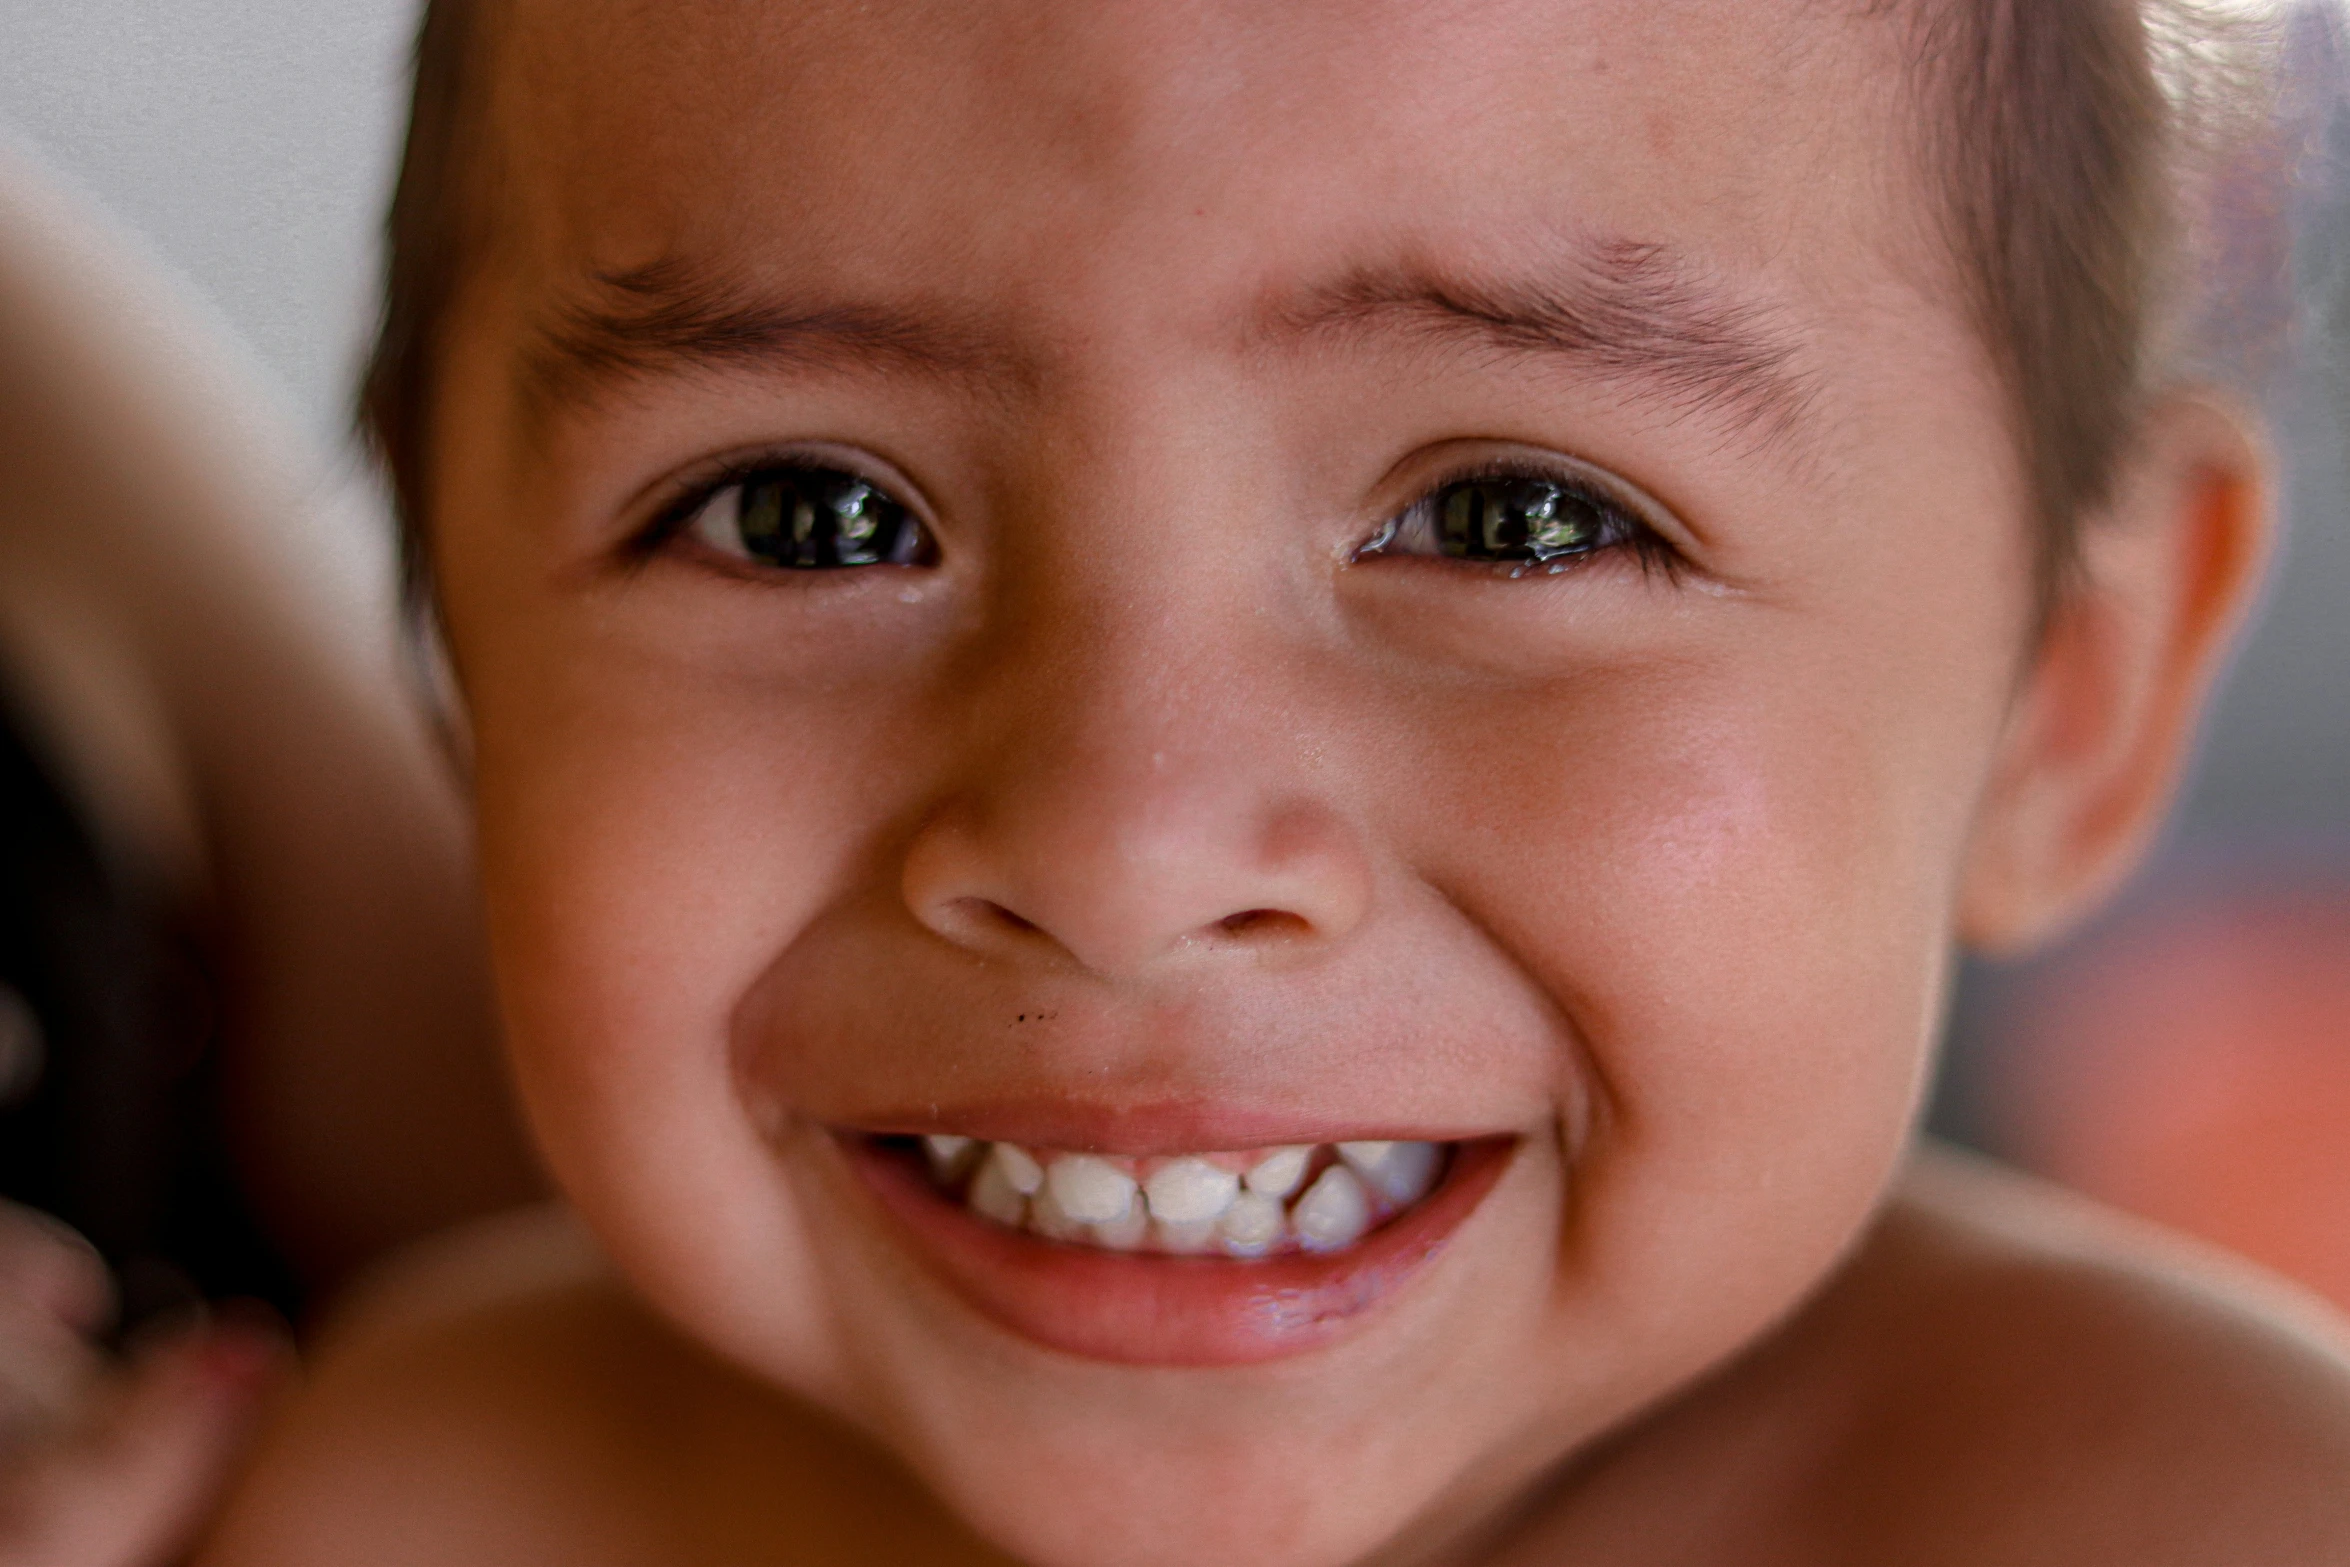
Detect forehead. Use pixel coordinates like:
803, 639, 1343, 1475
490, 0, 1936, 340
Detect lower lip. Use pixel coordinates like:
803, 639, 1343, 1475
841, 1134, 1515, 1366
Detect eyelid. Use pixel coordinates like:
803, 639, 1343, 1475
1360, 447, 1690, 570
627, 441, 937, 555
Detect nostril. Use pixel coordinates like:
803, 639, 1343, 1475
966, 898, 1041, 935
931, 897, 1047, 945
1216, 908, 1312, 941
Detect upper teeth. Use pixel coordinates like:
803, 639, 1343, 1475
1292, 1164, 1373, 1252
924, 1137, 1449, 1258
993, 1142, 1045, 1196
1337, 1141, 1444, 1206
924, 1135, 978, 1180
1243, 1146, 1311, 1199
1047, 1156, 1138, 1224
1144, 1158, 1241, 1224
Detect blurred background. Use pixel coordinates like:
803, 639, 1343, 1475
0, 0, 415, 634
1, 1, 2346, 1309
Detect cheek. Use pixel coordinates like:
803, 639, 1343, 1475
456, 608, 928, 1384
453, 552, 948, 1129
1397, 640, 1993, 1343
474, 682, 863, 1093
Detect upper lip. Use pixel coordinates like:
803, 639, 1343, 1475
833, 1096, 1503, 1155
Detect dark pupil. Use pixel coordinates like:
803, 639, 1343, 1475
735, 468, 919, 568
1437, 477, 1604, 562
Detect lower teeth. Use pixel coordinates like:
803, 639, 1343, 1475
910, 1137, 1451, 1258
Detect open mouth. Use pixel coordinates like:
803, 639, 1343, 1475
841, 1129, 1516, 1365
897, 1135, 1449, 1257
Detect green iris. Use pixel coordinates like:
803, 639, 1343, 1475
1436, 476, 1604, 563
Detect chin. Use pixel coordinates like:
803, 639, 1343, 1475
915, 1441, 1437, 1567
750, 1124, 1583, 1567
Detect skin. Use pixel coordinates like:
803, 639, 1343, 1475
0, 1201, 283, 1567
205, 0, 2350, 1562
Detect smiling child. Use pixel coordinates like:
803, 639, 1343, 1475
201, 1, 2350, 1563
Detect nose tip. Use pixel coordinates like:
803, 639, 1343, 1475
902, 802, 1371, 978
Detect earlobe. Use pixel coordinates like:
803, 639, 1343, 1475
1957, 395, 2272, 954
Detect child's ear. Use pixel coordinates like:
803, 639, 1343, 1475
1958, 394, 2272, 953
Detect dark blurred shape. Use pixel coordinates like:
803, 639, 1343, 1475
0, 692, 298, 1329
1958, 851, 2350, 1310
0, 975, 45, 1105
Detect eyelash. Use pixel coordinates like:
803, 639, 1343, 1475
640, 453, 1680, 580
642, 454, 934, 572
1352, 460, 1681, 581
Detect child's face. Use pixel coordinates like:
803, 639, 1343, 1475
435, 2, 2034, 1561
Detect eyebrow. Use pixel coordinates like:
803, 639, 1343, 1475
518, 256, 1019, 419
1266, 237, 1822, 453
521, 240, 1821, 457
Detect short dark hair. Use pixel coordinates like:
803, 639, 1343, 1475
360, 0, 2299, 611
362, 0, 505, 607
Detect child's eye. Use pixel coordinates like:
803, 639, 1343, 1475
1357, 466, 1671, 576
682, 463, 933, 570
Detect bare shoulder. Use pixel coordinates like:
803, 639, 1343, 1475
1801, 1147, 2350, 1564
194, 1205, 675, 1565
195, 1206, 986, 1567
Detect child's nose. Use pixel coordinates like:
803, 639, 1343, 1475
901, 791, 1371, 979
897, 635, 1372, 980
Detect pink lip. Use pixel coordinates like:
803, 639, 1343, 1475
839, 1132, 1515, 1366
